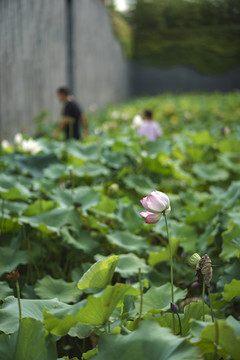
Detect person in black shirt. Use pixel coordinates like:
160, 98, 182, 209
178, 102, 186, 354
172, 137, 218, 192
54, 86, 88, 140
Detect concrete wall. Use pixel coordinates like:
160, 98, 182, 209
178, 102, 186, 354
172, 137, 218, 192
0, 0, 129, 140
0, 0, 67, 139
0, 0, 239, 140
73, 0, 129, 108
130, 63, 240, 96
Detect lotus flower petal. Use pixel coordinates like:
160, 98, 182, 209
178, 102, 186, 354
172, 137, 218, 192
140, 211, 162, 224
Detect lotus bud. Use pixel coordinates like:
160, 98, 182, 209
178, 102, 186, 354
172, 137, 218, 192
189, 253, 201, 267
170, 302, 179, 314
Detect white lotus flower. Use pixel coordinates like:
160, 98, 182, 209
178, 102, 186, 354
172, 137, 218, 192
21, 139, 42, 154
1, 139, 10, 149
132, 115, 143, 128
14, 133, 23, 145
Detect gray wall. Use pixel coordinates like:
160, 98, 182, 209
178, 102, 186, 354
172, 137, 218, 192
73, 0, 129, 108
0, 0, 129, 140
1, 0, 239, 140
0, 0, 67, 139
130, 63, 240, 95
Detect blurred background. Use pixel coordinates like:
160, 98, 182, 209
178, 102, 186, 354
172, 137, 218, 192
0, 0, 240, 139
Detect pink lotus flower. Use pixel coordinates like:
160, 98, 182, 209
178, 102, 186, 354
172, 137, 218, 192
140, 190, 171, 224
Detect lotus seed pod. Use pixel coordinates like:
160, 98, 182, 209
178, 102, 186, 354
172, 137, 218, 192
196, 254, 212, 288
108, 183, 119, 196
189, 253, 201, 267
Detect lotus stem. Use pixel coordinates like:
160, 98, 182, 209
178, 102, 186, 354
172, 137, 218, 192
207, 287, 215, 323
214, 319, 219, 360
164, 213, 175, 334
16, 281, 22, 321
138, 267, 143, 326
202, 281, 205, 321
176, 312, 182, 336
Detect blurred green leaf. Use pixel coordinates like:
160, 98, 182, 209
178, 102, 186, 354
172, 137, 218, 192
106, 230, 148, 252
0, 247, 28, 276
115, 253, 150, 278
35, 276, 80, 303
77, 256, 119, 290
94, 319, 199, 360
0, 318, 57, 360
0, 296, 68, 334
223, 279, 240, 302
134, 283, 187, 315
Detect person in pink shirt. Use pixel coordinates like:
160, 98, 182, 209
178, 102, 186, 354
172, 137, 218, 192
137, 109, 162, 141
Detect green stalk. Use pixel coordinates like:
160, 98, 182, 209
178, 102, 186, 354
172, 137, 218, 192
207, 287, 215, 323
214, 319, 219, 360
164, 213, 175, 334
0, 197, 5, 237
138, 267, 143, 326
16, 281, 22, 321
176, 312, 182, 336
202, 282, 205, 321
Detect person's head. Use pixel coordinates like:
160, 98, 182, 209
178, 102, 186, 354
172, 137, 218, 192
57, 86, 70, 103
143, 109, 153, 121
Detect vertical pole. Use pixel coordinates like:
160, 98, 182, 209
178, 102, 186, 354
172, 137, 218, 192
65, 0, 75, 94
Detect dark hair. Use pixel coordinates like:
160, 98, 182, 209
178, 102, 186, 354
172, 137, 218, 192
57, 86, 69, 96
143, 109, 153, 119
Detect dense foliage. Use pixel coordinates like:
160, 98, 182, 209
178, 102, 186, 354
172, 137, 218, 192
120, 0, 240, 73
0, 92, 240, 359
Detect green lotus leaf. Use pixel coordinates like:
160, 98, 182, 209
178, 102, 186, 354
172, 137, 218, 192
115, 253, 150, 278
220, 223, 240, 261
117, 202, 143, 232
35, 275, 81, 303
181, 301, 210, 336
101, 150, 127, 169
44, 284, 140, 330
23, 200, 56, 216
78, 255, 119, 290
0, 199, 28, 216
192, 163, 229, 182
19, 207, 80, 234
0, 247, 28, 277
134, 283, 187, 315
218, 137, 240, 153
93, 319, 199, 360
153, 220, 198, 253
13, 153, 60, 178
0, 318, 57, 360
185, 203, 221, 224
0, 281, 13, 300
0, 296, 69, 334
43, 163, 68, 180
223, 279, 240, 302
73, 163, 110, 178
66, 142, 99, 161
192, 318, 240, 360
106, 230, 148, 252
148, 238, 179, 266
61, 227, 98, 252
124, 174, 157, 195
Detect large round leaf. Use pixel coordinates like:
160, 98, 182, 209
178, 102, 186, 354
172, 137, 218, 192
106, 231, 148, 252
78, 255, 119, 290
0, 247, 28, 276
115, 253, 150, 278
35, 276, 81, 303
134, 283, 187, 315
0, 296, 69, 334
0, 318, 57, 360
93, 319, 199, 360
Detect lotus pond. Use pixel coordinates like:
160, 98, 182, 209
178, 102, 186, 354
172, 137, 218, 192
0, 92, 240, 360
